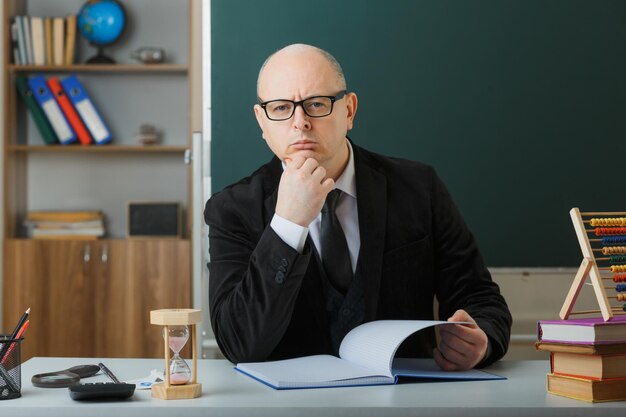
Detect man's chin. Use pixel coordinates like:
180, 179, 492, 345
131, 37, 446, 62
288, 150, 321, 160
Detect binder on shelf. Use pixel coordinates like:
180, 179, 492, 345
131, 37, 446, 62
45, 17, 53, 65
65, 15, 77, 65
31, 17, 45, 66
22, 16, 34, 65
52, 17, 64, 66
28, 75, 77, 145
48, 77, 93, 145
15, 77, 58, 145
61, 75, 112, 144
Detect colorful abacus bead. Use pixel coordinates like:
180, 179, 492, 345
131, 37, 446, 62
596, 227, 626, 236
591, 218, 626, 227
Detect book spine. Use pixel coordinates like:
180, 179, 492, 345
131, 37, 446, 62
22, 16, 33, 65
45, 17, 53, 66
15, 16, 27, 65
64, 15, 77, 65
11, 20, 21, 65
53, 17, 65, 66
31, 17, 45, 66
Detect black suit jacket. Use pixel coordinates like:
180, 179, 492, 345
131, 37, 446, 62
205, 142, 511, 365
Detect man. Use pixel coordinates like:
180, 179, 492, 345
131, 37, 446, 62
205, 44, 511, 370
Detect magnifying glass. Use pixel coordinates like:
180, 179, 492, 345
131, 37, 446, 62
32, 364, 101, 388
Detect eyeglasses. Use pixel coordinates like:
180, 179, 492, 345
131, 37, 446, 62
258, 91, 347, 121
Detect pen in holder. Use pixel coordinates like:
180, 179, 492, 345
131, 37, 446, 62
0, 335, 23, 400
150, 309, 202, 400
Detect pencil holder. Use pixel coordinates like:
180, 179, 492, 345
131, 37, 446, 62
0, 335, 22, 400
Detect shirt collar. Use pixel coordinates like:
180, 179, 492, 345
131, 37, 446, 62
334, 140, 356, 199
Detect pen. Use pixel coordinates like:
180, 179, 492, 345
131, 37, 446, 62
0, 307, 30, 359
98, 362, 121, 383
0, 363, 19, 393
1, 320, 30, 365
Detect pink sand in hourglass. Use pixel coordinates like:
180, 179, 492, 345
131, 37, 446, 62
170, 373, 190, 385
169, 336, 188, 352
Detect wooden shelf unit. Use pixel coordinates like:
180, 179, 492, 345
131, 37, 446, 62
1, 0, 200, 359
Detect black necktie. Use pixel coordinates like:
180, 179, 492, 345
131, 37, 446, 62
320, 189, 353, 293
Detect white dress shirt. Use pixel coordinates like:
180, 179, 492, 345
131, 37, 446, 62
270, 140, 360, 273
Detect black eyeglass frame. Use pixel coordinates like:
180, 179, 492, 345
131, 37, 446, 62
258, 90, 347, 121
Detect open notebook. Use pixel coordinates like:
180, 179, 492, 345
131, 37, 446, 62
235, 320, 505, 389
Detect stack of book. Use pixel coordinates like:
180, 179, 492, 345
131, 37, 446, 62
10, 15, 77, 66
25, 211, 105, 240
537, 315, 626, 402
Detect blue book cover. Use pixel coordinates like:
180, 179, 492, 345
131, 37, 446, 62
61, 75, 112, 145
27, 75, 77, 144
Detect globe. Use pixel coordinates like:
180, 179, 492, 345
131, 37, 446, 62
77, 0, 126, 64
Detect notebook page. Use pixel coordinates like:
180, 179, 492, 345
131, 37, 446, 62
339, 320, 463, 377
236, 354, 391, 387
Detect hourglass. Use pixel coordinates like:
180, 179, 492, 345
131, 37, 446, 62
165, 325, 191, 385
150, 309, 202, 400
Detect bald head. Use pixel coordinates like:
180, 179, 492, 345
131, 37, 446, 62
256, 44, 347, 98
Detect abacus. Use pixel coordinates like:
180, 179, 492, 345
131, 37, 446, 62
560, 208, 626, 322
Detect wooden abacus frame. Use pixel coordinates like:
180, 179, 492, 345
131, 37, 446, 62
560, 208, 626, 321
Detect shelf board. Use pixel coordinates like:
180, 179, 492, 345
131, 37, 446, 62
8, 145, 189, 153
7, 64, 188, 73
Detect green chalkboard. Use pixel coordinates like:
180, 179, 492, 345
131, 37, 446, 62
212, 0, 626, 267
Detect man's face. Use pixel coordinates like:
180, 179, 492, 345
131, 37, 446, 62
254, 49, 357, 177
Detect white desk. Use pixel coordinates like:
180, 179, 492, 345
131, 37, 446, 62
1, 358, 626, 416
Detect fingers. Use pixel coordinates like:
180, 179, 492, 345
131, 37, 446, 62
276, 157, 335, 226
434, 310, 489, 371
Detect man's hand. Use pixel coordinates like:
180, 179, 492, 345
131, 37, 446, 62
433, 309, 489, 371
275, 157, 335, 227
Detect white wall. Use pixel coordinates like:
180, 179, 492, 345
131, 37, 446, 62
493, 269, 601, 360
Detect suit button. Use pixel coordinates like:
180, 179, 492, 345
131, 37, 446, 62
281, 259, 289, 267
275, 271, 285, 284
342, 308, 351, 316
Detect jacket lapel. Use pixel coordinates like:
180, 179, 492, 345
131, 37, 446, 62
353, 145, 387, 321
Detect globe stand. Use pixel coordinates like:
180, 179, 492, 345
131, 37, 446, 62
150, 309, 202, 400
86, 45, 116, 64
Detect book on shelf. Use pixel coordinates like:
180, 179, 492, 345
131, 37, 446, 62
235, 320, 504, 390
26, 211, 103, 223
10, 19, 21, 65
28, 75, 77, 145
537, 315, 626, 344
26, 220, 104, 230
550, 351, 626, 380
45, 17, 53, 65
52, 17, 65, 66
31, 227, 104, 239
546, 372, 626, 402
14, 17, 28, 65
15, 77, 59, 145
65, 15, 77, 65
30, 17, 45, 66
22, 16, 34, 65
25, 211, 105, 239
48, 76, 93, 145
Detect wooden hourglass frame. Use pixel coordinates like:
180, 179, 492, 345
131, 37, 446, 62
150, 309, 202, 399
